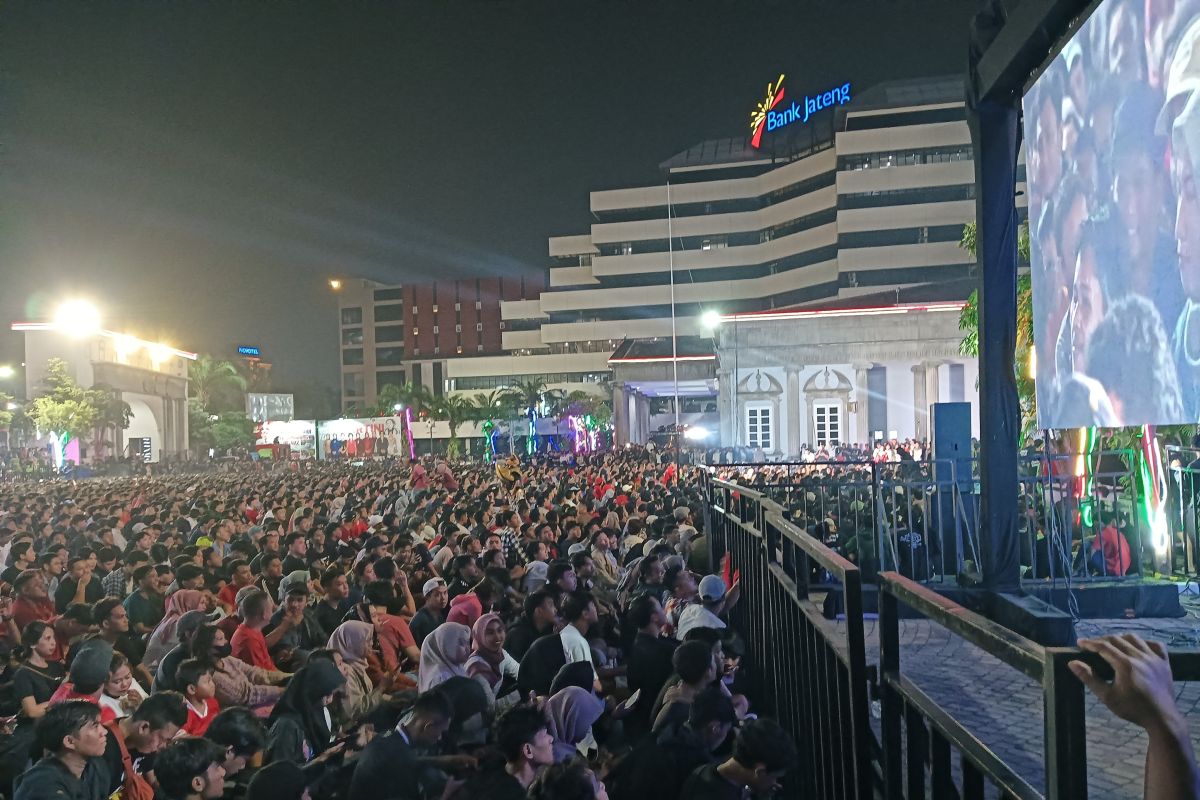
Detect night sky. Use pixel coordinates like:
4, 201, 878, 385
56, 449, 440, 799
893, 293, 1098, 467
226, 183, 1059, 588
0, 1, 978, 395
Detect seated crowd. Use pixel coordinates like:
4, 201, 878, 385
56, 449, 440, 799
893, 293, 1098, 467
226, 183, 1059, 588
0, 452, 797, 800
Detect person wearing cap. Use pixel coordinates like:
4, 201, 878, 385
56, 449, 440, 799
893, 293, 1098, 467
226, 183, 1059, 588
264, 572, 326, 670
49, 639, 119, 724
675, 575, 735, 640
410, 577, 448, 647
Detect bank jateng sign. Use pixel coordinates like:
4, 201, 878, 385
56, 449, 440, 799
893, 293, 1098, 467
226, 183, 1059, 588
749, 73, 852, 149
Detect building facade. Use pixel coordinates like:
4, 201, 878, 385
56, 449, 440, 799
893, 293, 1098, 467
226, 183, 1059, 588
336, 276, 543, 412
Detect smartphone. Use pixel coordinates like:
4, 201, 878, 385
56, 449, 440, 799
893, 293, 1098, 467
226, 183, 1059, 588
618, 688, 642, 713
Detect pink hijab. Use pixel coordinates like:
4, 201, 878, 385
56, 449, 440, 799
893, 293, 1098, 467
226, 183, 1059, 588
144, 590, 206, 668
465, 613, 505, 688
447, 593, 482, 627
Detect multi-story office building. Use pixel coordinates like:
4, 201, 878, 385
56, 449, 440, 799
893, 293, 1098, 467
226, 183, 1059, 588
446, 75, 1027, 450
336, 276, 543, 412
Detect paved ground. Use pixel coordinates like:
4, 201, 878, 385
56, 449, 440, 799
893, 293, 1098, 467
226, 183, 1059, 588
838, 609, 1200, 799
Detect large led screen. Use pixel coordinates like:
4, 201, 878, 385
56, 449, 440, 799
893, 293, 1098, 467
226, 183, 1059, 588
1026, 0, 1200, 428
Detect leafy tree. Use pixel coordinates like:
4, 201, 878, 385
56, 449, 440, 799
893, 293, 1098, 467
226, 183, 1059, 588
26, 359, 99, 448
189, 401, 256, 452
958, 221, 1037, 438
189, 355, 248, 413
88, 383, 132, 457
0, 391, 13, 430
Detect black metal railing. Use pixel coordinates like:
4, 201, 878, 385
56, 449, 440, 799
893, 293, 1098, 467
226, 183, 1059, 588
704, 473, 1200, 799
707, 477, 874, 799
878, 570, 1200, 799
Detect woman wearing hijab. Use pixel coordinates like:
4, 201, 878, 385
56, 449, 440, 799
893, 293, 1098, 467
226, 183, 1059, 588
548, 661, 596, 697
544, 686, 605, 764
143, 589, 209, 670
191, 624, 289, 715
327, 621, 383, 722
265, 657, 347, 763
464, 613, 518, 697
417, 622, 471, 692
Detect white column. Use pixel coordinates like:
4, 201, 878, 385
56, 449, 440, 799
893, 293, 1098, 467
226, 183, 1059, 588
717, 369, 733, 447
613, 383, 629, 445
853, 362, 873, 446
912, 364, 928, 440
785, 366, 801, 458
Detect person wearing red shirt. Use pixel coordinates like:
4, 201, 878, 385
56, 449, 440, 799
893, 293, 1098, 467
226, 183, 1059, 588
1089, 515, 1133, 577
11, 570, 56, 629
231, 590, 278, 671
217, 559, 255, 614
176, 658, 220, 736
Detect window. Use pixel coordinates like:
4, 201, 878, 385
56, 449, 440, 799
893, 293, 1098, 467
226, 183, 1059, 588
455, 324, 462, 333
413, 328, 420, 336
374, 304, 404, 322
477, 344, 484, 352
456, 346, 463, 354
433, 346, 440, 354
433, 325, 439, 334
377, 371, 406, 390
342, 348, 364, 366
476, 322, 483, 332
432, 304, 438, 314
700, 236, 727, 251
813, 402, 841, 447
341, 328, 363, 346
413, 306, 419, 315
579, 254, 592, 266
343, 372, 364, 397
374, 288, 404, 301
375, 325, 405, 343
454, 302, 461, 311
475, 301, 482, 310
619, 242, 633, 256
745, 405, 773, 451
376, 347, 405, 367
340, 307, 362, 325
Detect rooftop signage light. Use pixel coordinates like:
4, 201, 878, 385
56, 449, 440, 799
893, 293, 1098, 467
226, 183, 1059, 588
749, 73, 852, 149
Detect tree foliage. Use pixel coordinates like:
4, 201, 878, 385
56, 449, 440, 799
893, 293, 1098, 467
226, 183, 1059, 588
26, 358, 100, 442
958, 221, 1039, 438
189, 401, 256, 451
189, 355, 248, 413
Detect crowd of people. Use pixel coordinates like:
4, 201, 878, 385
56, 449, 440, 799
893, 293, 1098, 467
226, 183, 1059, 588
0, 451, 799, 800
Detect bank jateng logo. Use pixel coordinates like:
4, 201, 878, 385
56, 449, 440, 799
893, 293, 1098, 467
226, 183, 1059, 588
749, 73, 853, 149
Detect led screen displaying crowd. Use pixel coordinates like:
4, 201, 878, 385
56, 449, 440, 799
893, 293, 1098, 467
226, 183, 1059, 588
1027, 0, 1200, 428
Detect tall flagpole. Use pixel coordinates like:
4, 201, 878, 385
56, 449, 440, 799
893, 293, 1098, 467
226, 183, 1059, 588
668, 179, 680, 478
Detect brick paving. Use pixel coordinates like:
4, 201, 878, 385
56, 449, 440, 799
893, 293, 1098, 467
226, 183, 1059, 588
836, 610, 1200, 799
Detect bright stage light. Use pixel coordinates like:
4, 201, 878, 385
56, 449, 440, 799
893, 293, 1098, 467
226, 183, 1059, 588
53, 300, 101, 338
684, 425, 711, 440
149, 343, 172, 364
329, 279, 343, 290
0, 365, 13, 379
700, 310, 722, 330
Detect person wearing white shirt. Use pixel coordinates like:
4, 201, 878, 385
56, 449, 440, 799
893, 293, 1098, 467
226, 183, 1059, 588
676, 574, 736, 640
559, 592, 601, 692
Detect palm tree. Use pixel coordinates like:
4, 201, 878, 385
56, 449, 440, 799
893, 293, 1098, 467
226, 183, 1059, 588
189, 356, 248, 413
430, 394, 476, 460
379, 382, 434, 457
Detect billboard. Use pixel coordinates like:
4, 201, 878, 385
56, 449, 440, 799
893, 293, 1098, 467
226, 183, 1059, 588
1026, 2, 1200, 428
247, 393, 294, 423
256, 420, 316, 460
317, 417, 408, 460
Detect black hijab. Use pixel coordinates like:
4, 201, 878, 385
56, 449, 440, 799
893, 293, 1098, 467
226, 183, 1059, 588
267, 658, 346, 755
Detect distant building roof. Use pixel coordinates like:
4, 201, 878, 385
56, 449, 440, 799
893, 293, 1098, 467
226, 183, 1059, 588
847, 74, 965, 113
608, 336, 715, 362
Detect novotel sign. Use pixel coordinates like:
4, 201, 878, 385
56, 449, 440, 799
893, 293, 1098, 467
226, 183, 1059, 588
237, 346, 262, 357
749, 73, 852, 149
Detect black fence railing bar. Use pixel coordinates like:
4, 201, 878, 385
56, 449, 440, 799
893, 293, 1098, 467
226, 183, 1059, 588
1165, 446, 1200, 581
706, 476, 874, 799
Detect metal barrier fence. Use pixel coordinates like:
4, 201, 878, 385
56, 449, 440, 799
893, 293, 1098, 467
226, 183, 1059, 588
709, 450, 1155, 586
708, 477, 873, 799
1166, 446, 1200, 579
705, 474, 1200, 799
